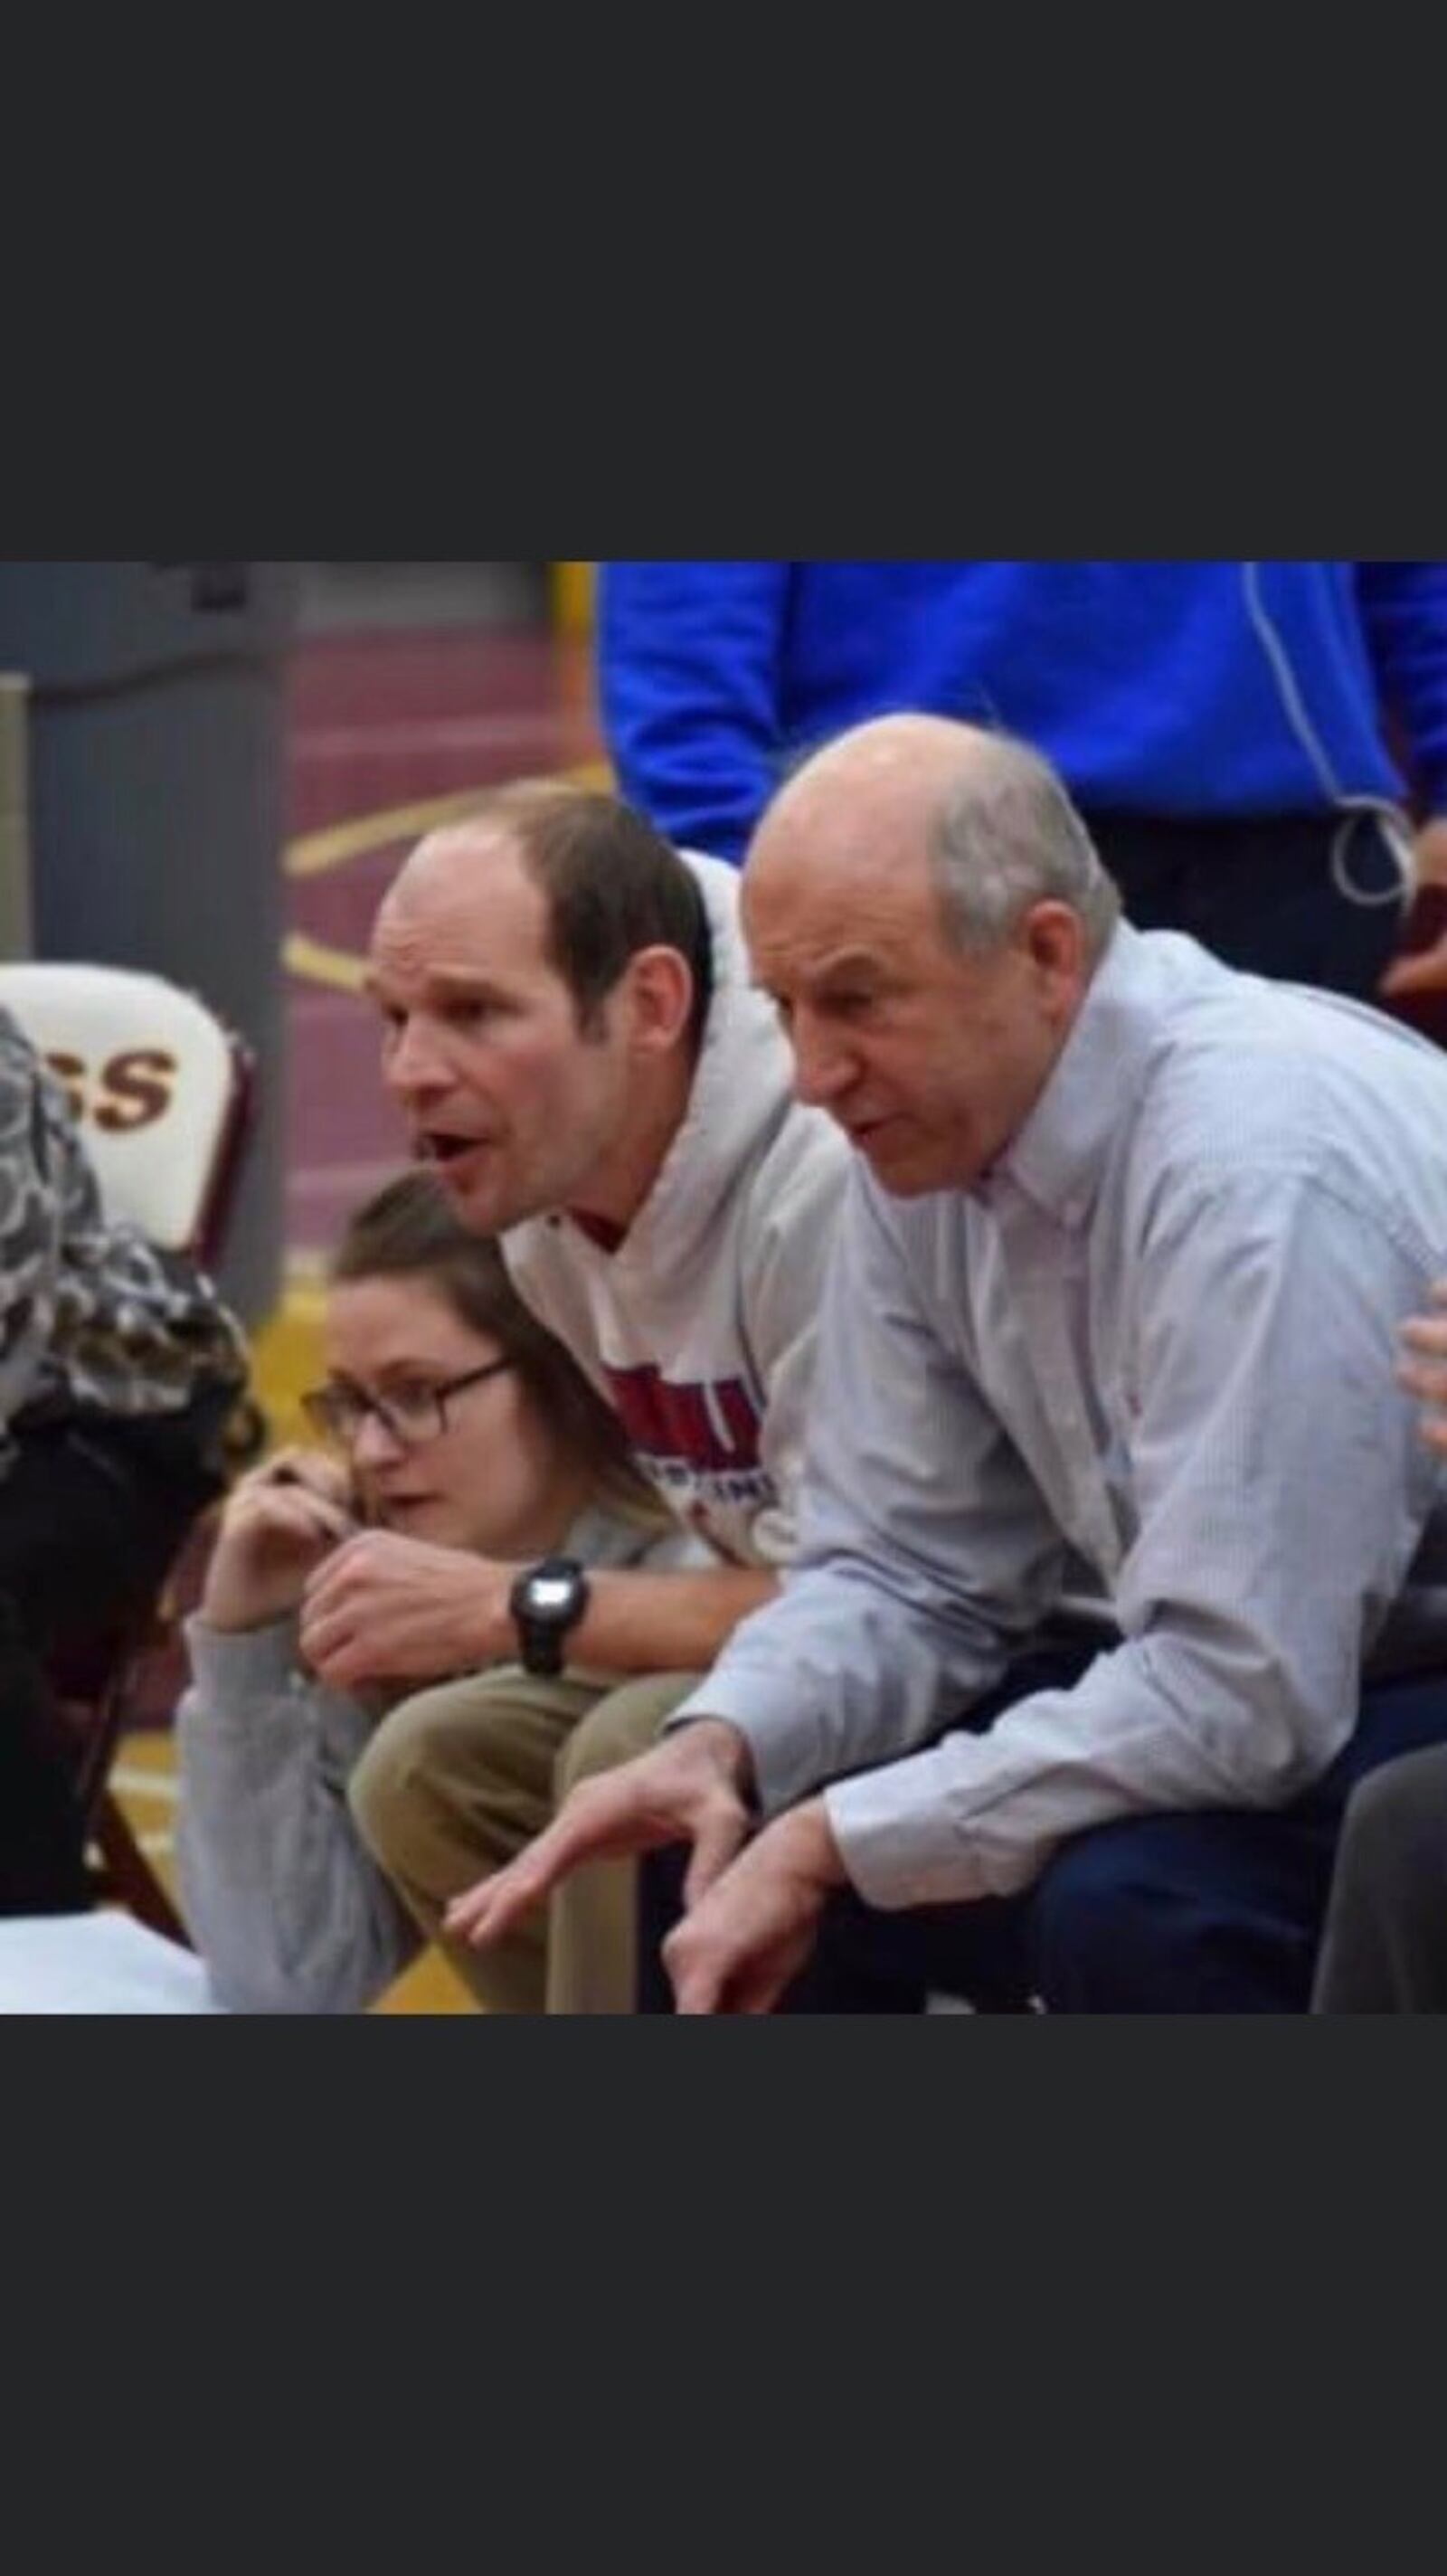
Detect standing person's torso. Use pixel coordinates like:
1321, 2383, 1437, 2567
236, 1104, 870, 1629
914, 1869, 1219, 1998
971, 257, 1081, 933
780, 561, 1401, 819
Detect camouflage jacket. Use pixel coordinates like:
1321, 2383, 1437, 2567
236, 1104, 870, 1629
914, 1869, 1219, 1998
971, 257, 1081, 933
0, 1005, 247, 1464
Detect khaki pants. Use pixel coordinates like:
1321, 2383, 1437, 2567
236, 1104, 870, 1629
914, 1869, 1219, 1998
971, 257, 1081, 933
348, 1665, 701, 2013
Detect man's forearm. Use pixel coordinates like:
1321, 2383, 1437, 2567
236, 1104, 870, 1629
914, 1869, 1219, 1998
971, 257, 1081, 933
544, 1565, 779, 1677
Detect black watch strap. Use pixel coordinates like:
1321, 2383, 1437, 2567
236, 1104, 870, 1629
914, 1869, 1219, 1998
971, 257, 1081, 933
509, 1556, 590, 1679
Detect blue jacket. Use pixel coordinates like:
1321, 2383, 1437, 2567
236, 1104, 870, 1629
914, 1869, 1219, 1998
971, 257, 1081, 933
599, 561, 1447, 866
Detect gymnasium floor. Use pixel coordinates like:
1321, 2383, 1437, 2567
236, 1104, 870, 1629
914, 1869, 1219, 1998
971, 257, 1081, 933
116, 566, 605, 2012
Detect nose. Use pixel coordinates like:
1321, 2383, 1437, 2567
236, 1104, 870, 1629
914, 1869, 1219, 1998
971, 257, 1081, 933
788, 1008, 858, 1112
350, 1404, 405, 1470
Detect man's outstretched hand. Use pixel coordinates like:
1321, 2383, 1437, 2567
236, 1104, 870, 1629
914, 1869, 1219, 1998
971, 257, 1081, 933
661, 1800, 847, 2015
443, 1719, 755, 1949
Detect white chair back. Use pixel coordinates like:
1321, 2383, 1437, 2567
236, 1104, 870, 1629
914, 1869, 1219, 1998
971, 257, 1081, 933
0, 961, 250, 1256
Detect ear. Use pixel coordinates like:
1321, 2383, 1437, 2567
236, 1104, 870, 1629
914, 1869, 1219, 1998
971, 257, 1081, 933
623, 945, 696, 1056
1019, 901, 1089, 1009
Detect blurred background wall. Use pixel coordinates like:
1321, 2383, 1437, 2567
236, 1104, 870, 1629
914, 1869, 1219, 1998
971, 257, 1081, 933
0, 562, 591, 1330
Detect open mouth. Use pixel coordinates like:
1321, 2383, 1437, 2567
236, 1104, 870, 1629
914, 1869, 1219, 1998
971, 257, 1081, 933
420, 1132, 485, 1167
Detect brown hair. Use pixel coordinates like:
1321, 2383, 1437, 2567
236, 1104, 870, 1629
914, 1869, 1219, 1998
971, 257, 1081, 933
443, 779, 714, 1051
331, 1169, 667, 1528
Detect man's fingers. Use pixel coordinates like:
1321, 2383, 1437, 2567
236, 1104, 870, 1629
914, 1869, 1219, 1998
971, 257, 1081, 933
298, 1597, 346, 1653
665, 1923, 724, 2016
444, 1851, 553, 1945
673, 1933, 808, 2019
445, 1747, 739, 1952
666, 1918, 790, 2017
671, 1967, 724, 2016
733, 1928, 818, 2015
1381, 931, 1447, 1001
445, 1800, 621, 1946
298, 1603, 371, 1686
730, 1970, 790, 2016
446, 1767, 697, 1947
682, 1801, 749, 1909
442, 1877, 499, 1941
447, 1844, 567, 1946
302, 1542, 364, 1610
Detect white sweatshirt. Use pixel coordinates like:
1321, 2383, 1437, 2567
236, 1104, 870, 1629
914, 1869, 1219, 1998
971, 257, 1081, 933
502, 853, 851, 1570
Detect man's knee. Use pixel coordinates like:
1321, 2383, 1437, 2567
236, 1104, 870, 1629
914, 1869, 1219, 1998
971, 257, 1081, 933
1028, 1814, 1306, 2012
349, 1687, 447, 1866
553, 1672, 700, 1802
1026, 1827, 1149, 2006
348, 1679, 527, 1872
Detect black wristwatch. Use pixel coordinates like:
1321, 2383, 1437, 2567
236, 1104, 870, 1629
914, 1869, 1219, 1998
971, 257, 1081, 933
509, 1557, 591, 1677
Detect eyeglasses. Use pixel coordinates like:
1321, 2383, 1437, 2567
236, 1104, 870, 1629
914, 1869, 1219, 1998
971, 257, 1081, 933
300, 1359, 514, 1451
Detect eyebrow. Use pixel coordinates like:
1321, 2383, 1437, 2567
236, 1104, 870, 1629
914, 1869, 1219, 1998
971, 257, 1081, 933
755, 950, 888, 997
431, 967, 511, 993
813, 951, 887, 982
327, 1361, 473, 1394
364, 966, 513, 1005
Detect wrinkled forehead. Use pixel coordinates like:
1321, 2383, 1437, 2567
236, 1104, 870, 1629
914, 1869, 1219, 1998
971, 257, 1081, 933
748, 734, 946, 879
373, 831, 552, 975
758, 719, 960, 848
742, 814, 942, 969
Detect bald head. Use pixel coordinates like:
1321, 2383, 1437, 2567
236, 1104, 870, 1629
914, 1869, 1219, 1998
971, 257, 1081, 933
762, 711, 993, 833
743, 715, 1121, 966
380, 780, 713, 1046
739, 717, 1111, 1198
377, 807, 532, 958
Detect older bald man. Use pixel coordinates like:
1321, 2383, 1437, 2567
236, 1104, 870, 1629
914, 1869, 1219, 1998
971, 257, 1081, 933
449, 717, 1447, 2013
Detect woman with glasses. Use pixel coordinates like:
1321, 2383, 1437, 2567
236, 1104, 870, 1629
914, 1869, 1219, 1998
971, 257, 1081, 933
175, 1170, 701, 2013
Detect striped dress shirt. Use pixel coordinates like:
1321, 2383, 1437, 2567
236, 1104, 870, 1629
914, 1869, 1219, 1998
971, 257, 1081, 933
673, 924, 1447, 1908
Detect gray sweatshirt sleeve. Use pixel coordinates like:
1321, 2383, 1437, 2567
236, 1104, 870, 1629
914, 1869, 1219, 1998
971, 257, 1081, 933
175, 1616, 421, 2014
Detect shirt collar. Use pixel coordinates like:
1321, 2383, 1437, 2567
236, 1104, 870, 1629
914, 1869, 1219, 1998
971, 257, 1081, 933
989, 923, 1164, 1230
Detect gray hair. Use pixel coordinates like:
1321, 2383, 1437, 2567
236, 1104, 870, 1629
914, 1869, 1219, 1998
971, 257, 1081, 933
930, 734, 1121, 962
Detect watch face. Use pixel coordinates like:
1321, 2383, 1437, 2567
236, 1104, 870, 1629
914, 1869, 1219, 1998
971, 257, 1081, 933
529, 1577, 578, 1614
511, 1559, 586, 1675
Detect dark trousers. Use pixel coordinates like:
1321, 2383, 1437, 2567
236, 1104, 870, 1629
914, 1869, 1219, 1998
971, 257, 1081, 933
638, 1658, 1447, 2015
1086, 810, 1412, 1001
1312, 1743, 1447, 2012
0, 1394, 230, 1917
